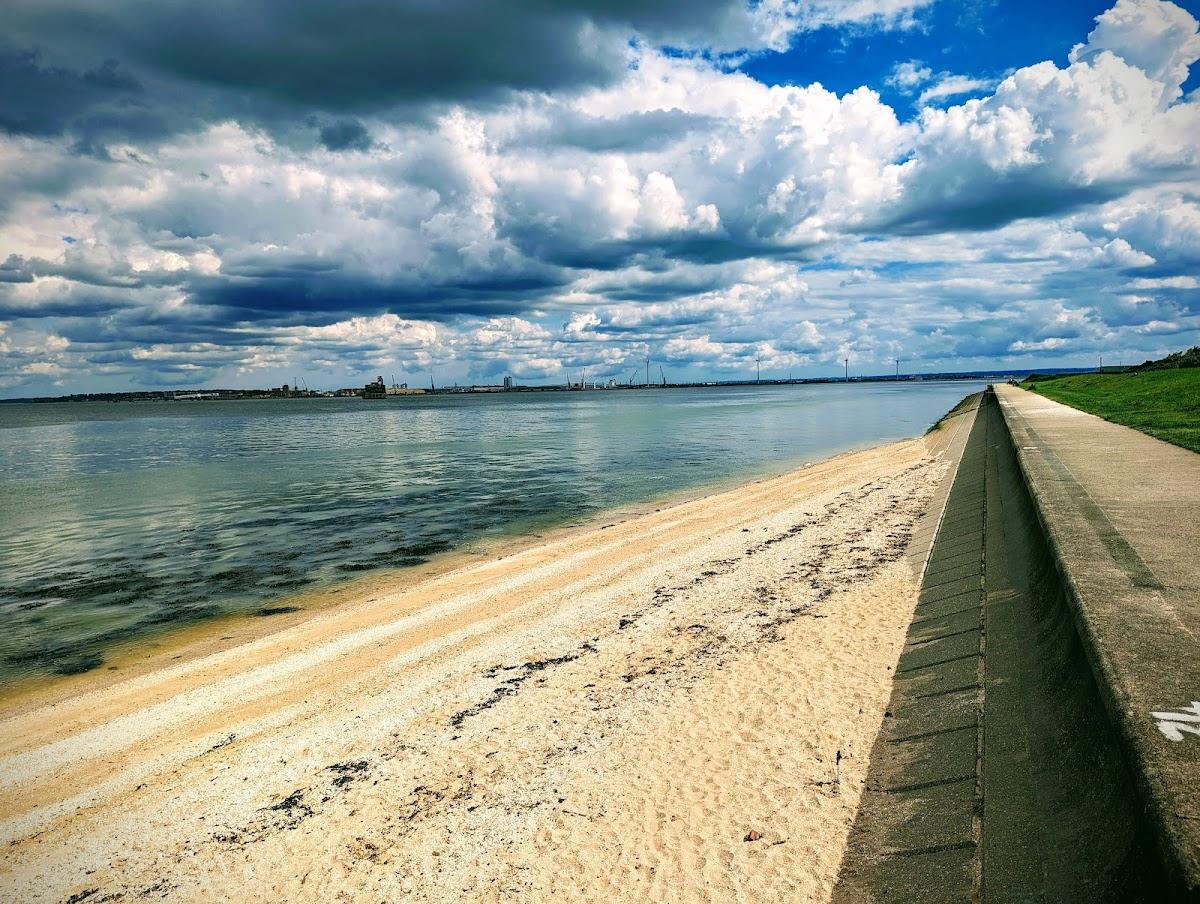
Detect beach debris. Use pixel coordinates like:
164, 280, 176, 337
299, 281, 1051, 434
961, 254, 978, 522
327, 759, 370, 788
813, 749, 844, 789
451, 642, 599, 727
744, 830, 763, 842
267, 790, 311, 817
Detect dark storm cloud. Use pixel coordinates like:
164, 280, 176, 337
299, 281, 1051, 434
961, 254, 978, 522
217, 252, 344, 281
0, 45, 220, 152
0, 256, 35, 283
0, 49, 145, 137
55, 314, 251, 347
500, 220, 817, 274
317, 119, 374, 152
183, 268, 570, 323
1, 0, 749, 144
599, 281, 730, 304
0, 286, 133, 319
873, 175, 1131, 237
0, 253, 189, 290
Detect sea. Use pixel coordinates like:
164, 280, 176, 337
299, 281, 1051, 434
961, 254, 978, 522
0, 380, 985, 682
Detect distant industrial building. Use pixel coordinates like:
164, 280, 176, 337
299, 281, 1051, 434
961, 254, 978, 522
503, 375, 513, 390
174, 391, 220, 400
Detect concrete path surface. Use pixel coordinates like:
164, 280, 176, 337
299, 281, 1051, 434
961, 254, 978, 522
994, 384, 1200, 897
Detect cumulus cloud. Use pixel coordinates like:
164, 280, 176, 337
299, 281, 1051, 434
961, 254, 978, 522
879, 7, 1200, 234
1, 0, 1199, 394
1071, 0, 1200, 105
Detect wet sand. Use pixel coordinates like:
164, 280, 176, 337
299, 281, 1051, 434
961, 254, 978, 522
0, 423, 965, 903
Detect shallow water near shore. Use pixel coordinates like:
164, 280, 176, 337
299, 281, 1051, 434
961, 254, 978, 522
0, 381, 982, 681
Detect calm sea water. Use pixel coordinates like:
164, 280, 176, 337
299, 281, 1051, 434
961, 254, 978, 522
0, 381, 983, 681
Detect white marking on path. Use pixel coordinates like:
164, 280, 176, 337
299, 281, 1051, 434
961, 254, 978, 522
1152, 702, 1200, 742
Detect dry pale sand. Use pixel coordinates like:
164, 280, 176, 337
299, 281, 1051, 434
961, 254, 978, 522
0, 425, 965, 904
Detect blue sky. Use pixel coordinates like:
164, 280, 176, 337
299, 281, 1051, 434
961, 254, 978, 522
1, 0, 1199, 394
748, 0, 1199, 104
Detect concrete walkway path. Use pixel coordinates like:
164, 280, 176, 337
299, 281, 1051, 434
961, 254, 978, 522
994, 384, 1200, 896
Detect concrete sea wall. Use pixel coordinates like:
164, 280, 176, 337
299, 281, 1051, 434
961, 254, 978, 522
835, 387, 1196, 902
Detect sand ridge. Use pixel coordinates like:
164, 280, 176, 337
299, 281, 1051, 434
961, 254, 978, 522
0, 435, 953, 903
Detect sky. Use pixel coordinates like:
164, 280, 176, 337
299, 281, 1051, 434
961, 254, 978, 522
1, 0, 1199, 395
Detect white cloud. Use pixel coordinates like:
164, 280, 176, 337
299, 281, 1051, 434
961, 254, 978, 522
1009, 337, 1069, 351
885, 7, 1200, 233
887, 60, 933, 91
1129, 275, 1200, 289
917, 74, 997, 105
736, 0, 937, 51
1097, 237, 1156, 267
1070, 0, 1200, 105
296, 315, 440, 348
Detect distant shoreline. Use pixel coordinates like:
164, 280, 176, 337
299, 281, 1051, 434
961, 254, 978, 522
0, 369, 1079, 405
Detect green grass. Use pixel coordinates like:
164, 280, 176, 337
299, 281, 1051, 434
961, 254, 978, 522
1021, 369, 1200, 454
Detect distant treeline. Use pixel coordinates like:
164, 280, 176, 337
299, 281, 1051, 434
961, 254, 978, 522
1137, 345, 1200, 371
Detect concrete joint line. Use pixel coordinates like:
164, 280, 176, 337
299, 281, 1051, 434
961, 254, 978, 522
889, 839, 976, 859
905, 626, 981, 648
911, 682, 982, 701
883, 773, 976, 795
910, 605, 980, 626
896, 651, 981, 675
888, 722, 977, 744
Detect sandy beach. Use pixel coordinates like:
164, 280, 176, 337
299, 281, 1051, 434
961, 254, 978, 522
0, 419, 967, 903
